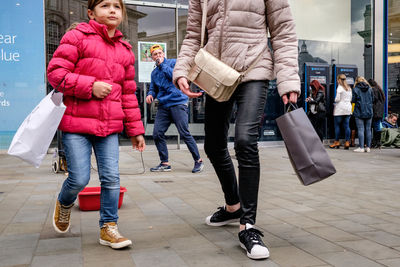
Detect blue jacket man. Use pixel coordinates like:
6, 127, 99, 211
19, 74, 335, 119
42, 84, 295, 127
148, 58, 188, 107
146, 44, 204, 173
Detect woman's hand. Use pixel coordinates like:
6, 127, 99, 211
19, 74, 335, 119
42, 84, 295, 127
92, 81, 112, 98
282, 91, 299, 105
131, 135, 146, 152
177, 77, 203, 98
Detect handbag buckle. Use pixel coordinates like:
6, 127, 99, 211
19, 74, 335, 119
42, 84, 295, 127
196, 66, 202, 74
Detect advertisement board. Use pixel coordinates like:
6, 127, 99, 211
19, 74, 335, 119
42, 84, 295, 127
137, 41, 167, 83
0, 0, 46, 149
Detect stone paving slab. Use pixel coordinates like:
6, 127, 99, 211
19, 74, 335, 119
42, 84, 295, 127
1, 145, 400, 266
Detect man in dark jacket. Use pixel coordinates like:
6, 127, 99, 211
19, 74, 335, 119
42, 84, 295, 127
368, 79, 385, 148
146, 44, 204, 173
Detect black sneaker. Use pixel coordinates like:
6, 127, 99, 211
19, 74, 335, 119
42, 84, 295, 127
205, 206, 242, 226
238, 224, 270, 260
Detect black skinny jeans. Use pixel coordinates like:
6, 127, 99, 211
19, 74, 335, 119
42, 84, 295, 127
204, 80, 268, 225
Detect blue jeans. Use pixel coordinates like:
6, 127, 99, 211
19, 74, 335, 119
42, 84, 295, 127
355, 117, 372, 148
59, 133, 120, 227
153, 104, 200, 163
334, 115, 351, 141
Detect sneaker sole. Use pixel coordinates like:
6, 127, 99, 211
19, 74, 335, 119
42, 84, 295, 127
240, 243, 270, 260
52, 202, 70, 234
150, 169, 172, 172
205, 216, 240, 226
99, 239, 132, 249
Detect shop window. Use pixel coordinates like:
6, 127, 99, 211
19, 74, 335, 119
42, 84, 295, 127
48, 0, 60, 10
46, 21, 61, 63
81, 4, 88, 20
388, 0, 400, 114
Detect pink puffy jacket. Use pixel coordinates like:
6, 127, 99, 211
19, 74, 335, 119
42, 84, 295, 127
47, 20, 144, 137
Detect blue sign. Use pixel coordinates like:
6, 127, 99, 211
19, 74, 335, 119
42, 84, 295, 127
0, 0, 46, 149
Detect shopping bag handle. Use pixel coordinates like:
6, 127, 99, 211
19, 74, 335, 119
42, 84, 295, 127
53, 78, 66, 94
285, 102, 298, 113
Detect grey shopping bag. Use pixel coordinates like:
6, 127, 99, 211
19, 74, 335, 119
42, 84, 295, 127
276, 105, 336, 185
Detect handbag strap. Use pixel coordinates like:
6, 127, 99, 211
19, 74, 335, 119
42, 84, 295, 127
200, 0, 207, 48
199, 0, 264, 76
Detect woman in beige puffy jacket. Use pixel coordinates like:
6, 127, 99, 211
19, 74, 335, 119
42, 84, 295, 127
173, 0, 300, 260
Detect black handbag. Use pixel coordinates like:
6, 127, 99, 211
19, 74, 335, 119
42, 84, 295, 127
276, 104, 336, 185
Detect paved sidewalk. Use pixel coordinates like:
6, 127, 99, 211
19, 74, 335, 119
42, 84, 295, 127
0, 144, 400, 267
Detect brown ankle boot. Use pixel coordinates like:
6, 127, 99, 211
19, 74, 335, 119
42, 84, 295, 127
344, 141, 350, 150
329, 141, 340, 149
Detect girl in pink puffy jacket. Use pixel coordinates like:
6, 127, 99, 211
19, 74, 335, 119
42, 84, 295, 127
47, 0, 145, 249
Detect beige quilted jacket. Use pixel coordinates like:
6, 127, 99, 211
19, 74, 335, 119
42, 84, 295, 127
173, 0, 300, 96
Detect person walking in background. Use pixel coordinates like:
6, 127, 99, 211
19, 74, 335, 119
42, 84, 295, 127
368, 79, 385, 148
146, 44, 204, 173
352, 76, 374, 153
306, 80, 326, 142
173, 0, 300, 260
47, 0, 145, 249
330, 74, 352, 149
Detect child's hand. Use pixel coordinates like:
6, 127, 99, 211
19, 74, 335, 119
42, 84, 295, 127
92, 81, 112, 98
131, 135, 145, 152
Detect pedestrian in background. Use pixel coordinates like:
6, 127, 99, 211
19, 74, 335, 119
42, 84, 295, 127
47, 0, 145, 249
330, 74, 352, 149
146, 44, 204, 173
368, 79, 385, 148
173, 0, 300, 260
306, 80, 326, 142
352, 76, 374, 152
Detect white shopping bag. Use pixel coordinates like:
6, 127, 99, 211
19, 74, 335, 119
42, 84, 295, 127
8, 90, 66, 167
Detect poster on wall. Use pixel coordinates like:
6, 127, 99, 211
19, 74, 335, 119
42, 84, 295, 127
137, 41, 167, 83
0, 0, 46, 149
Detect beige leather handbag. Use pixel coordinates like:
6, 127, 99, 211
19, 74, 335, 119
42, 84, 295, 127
187, 0, 263, 102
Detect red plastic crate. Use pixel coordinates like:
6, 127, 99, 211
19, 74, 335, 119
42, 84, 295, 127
78, 186, 127, 211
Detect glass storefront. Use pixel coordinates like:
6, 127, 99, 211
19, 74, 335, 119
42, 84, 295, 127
42, 0, 376, 143
388, 0, 400, 114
